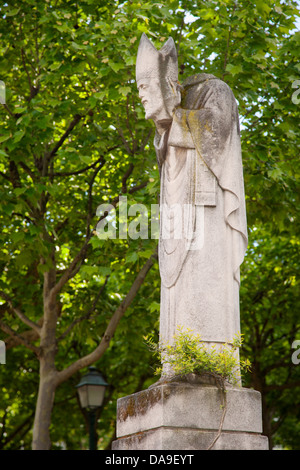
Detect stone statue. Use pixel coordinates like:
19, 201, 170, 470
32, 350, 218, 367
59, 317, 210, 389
111, 37, 267, 451
136, 34, 248, 374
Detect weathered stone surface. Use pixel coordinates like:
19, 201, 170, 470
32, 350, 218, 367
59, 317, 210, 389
136, 34, 248, 370
111, 35, 267, 452
112, 382, 269, 450
112, 428, 269, 451
116, 382, 263, 437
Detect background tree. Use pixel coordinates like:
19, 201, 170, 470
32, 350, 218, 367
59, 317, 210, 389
0, 0, 299, 449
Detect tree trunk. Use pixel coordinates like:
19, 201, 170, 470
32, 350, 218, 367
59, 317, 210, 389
32, 322, 58, 449
32, 366, 57, 450
261, 391, 273, 450
250, 361, 273, 449
31, 250, 157, 449
32, 265, 58, 450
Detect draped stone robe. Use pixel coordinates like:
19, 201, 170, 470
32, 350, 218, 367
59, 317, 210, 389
154, 74, 248, 354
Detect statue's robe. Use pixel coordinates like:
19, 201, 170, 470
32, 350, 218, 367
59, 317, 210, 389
154, 74, 248, 352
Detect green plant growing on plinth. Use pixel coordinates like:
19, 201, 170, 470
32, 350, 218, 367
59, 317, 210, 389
146, 326, 251, 385
145, 327, 251, 450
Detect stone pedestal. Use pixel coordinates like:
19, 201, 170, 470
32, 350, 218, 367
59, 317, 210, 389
112, 380, 269, 450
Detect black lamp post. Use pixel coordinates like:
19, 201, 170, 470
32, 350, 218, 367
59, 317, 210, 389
76, 366, 108, 450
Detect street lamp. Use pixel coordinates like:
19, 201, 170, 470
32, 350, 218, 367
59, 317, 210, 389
76, 366, 108, 450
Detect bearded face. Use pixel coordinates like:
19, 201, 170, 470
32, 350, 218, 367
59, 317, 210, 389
137, 77, 181, 127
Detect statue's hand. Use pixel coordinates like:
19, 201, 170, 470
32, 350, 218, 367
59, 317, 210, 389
168, 108, 195, 149
155, 117, 173, 136
173, 108, 183, 119
154, 106, 182, 136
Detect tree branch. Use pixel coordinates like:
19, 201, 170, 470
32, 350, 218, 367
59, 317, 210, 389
3, 103, 15, 118
221, 2, 237, 80
52, 156, 104, 177
19, 161, 37, 182
86, 158, 106, 237
116, 125, 133, 155
57, 276, 109, 342
51, 148, 120, 177
20, 46, 33, 91
129, 181, 148, 193
0, 291, 41, 335
4, 327, 40, 350
122, 163, 134, 193
0, 412, 35, 450
20, 44, 40, 102
0, 171, 11, 182
50, 177, 149, 298
0, 320, 40, 355
176, 9, 186, 56
49, 243, 89, 300
265, 380, 300, 392
12, 211, 36, 225
139, 128, 153, 153
43, 114, 82, 175
54, 247, 158, 386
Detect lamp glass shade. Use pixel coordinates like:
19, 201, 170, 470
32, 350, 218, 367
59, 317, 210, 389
76, 367, 108, 410
77, 384, 106, 409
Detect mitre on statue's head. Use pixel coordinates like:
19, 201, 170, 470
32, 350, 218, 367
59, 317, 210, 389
136, 33, 178, 83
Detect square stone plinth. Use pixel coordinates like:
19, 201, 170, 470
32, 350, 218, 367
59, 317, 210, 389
112, 382, 269, 450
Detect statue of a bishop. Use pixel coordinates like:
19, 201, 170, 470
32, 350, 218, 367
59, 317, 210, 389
136, 34, 248, 375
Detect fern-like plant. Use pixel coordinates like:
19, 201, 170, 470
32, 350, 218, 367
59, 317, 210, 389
146, 327, 252, 449
146, 326, 251, 385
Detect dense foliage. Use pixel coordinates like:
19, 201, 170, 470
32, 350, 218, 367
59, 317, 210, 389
0, 0, 299, 449
147, 328, 251, 385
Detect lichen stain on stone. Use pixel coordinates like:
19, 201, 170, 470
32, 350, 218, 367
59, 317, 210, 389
117, 396, 136, 422
117, 387, 162, 422
162, 385, 171, 400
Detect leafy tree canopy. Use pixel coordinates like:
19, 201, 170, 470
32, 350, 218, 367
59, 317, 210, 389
0, 0, 299, 449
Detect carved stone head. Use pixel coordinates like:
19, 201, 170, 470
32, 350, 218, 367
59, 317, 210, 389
136, 34, 181, 127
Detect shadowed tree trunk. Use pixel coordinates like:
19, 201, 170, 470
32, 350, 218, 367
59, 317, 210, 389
31, 249, 157, 450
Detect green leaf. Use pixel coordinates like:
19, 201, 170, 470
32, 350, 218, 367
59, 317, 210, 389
6, 8, 20, 16
79, 155, 92, 164
49, 62, 62, 71
125, 56, 135, 66
0, 134, 10, 143
13, 130, 25, 143
0, 0, 299, 452
98, 266, 111, 276
14, 187, 27, 196
149, 301, 160, 313
118, 86, 131, 96
11, 231, 25, 243
225, 64, 243, 76
94, 91, 106, 100
125, 251, 138, 264
71, 42, 85, 50
109, 62, 123, 73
